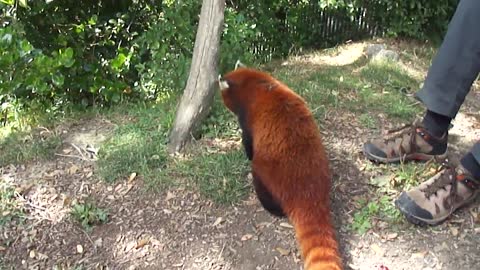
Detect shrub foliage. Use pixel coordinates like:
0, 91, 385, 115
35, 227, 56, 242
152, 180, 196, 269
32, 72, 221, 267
0, 0, 457, 121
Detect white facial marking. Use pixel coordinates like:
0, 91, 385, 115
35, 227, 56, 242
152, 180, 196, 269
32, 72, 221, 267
218, 79, 229, 91
235, 60, 245, 70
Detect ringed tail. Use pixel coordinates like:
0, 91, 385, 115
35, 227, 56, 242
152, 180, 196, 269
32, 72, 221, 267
290, 208, 342, 270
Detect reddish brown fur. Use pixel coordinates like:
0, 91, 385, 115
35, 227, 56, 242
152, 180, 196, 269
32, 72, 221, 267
219, 67, 342, 270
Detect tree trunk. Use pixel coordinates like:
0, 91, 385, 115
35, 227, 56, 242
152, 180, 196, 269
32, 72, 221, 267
167, 0, 225, 154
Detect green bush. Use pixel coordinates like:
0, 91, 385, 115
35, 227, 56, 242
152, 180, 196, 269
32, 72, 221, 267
365, 0, 458, 40
134, 0, 200, 98
0, 0, 458, 121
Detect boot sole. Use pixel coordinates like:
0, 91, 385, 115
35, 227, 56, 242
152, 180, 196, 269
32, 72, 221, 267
363, 147, 447, 164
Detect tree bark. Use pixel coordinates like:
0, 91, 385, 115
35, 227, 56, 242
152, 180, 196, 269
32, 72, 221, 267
167, 0, 225, 154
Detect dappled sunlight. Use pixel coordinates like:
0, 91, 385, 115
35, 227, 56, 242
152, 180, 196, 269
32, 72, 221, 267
397, 61, 427, 82
1, 164, 71, 225
200, 137, 242, 153
63, 118, 114, 150
111, 233, 232, 269
284, 42, 366, 67
111, 232, 166, 267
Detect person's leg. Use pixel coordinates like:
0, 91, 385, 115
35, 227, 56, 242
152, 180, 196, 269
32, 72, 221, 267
394, 0, 480, 222
363, 0, 480, 164
416, 0, 480, 119
460, 143, 480, 181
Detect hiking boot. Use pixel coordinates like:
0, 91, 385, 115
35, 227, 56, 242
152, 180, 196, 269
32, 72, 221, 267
395, 164, 480, 226
363, 119, 448, 163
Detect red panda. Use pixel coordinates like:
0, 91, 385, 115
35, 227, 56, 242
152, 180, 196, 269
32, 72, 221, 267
218, 67, 342, 270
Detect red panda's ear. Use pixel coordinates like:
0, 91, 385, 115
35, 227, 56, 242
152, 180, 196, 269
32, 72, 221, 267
235, 60, 246, 70
218, 75, 229, 91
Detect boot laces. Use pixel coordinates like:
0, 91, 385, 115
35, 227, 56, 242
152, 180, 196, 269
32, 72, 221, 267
383, 123, 419, 154
421, 160, 457, 210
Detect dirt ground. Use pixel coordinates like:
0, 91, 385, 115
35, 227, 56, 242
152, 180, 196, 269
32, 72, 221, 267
2, 71, 480, 269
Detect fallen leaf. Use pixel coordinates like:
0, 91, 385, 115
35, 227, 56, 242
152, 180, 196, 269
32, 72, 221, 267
125, 241, 136, 253
450, 227, 459, 236
165, 191, 175, 201
68, 165, 79, 175
371, 244, 385, 257
212, 217, 223, 227
37, 252, 48, 260
255, 222, 270, 229
63, 196, 72, 206
29, 250, 36, 258
370, 174, 393, 187
411, 250, 428, 259
241, 234, 253, 241
76, 244, 84, 254
67, 164, 79, 174
449, 219, 465, 224
94, 238, 103, 248
276, 247, 290, 256
15, 183, 34, 194
136, 237, 150, 249
279, 222, 293, 229
128, 172, 137, 183
0, 246, 6, 251
386, 233, 398, 240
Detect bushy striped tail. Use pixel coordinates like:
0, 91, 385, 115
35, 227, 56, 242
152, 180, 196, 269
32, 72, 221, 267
290, 208, 342, 270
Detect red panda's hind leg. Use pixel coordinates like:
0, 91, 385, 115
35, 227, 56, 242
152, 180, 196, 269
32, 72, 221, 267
252, 171, 286, 217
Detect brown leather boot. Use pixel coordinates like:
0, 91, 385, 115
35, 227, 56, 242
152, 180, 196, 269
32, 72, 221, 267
363, 119, 447, 163
395, 164, 480, 225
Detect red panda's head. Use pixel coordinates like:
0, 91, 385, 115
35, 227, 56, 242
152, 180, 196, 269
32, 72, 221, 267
218, 67, 278, 115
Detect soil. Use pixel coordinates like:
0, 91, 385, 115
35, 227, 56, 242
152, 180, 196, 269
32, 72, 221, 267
2, 60, 480, 270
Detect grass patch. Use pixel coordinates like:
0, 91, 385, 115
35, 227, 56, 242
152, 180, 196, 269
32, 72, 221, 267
70, 201, 108, 231
390, 161, 441, 191
351, 195, 403, 234
271, 56, 422, 124
351, 198, 380, 234
199, 97, 239, 139
357, 59, 420, 120
391, 163, 424, 190
96, 101, 176, 184
179, 148, 250, 204
0, 129, 61, 167
0, 179, 24, 226
352, 162, 442, 235
96, 98, 250, 204
359, 113, 378, 129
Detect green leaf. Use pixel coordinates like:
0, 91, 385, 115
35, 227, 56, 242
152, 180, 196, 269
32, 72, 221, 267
62, 58, 75, 68
88, 15, 98, 25
58, 48, 75, 67
51, 73, 64, 87
75, 24, 85, 34
64, 47, 73, 59
111, 53, 127, 71
111, 93, 121, 103
0, 0, 15, 6
18, 0, 27, 8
